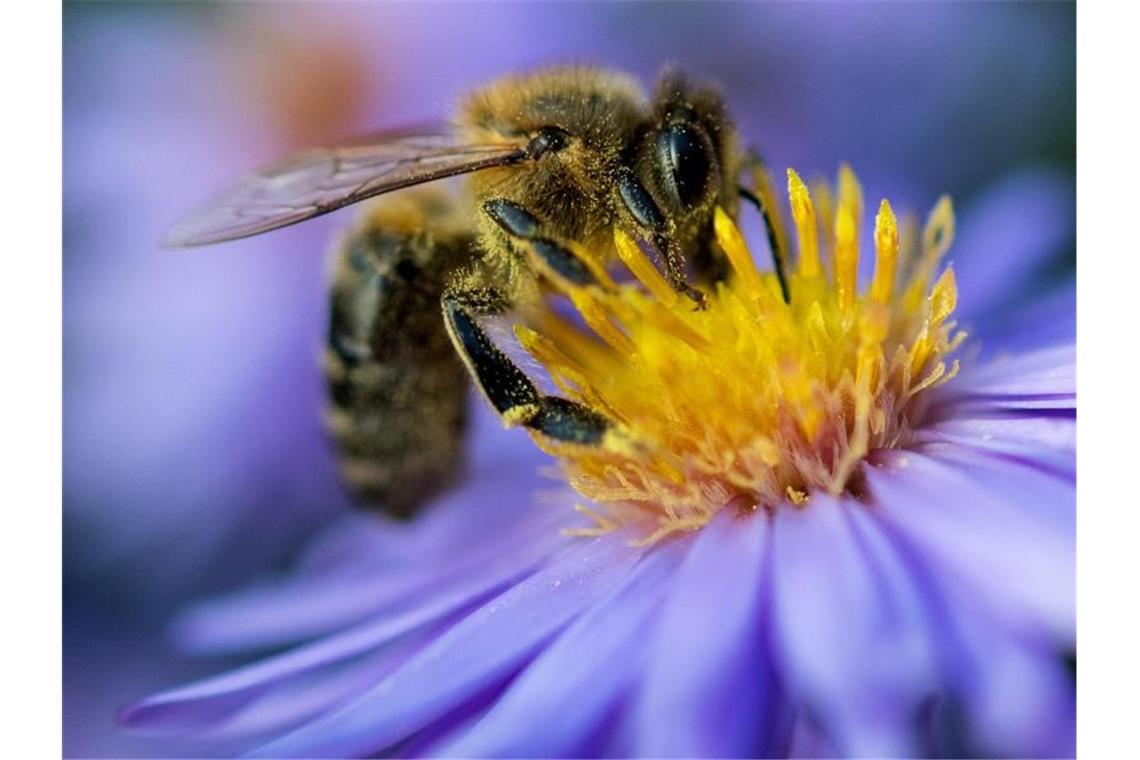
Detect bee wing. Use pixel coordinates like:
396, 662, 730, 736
165, 133, 528, 248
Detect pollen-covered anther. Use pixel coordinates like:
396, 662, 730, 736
519, 166, 967, 542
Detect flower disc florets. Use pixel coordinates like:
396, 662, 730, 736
516, 166, 965, 543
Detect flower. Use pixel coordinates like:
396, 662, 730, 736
121, 164, 1074, 758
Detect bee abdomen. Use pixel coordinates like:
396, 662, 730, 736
324, 198, 473, 517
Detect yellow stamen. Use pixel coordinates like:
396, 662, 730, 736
871, 199, 899, 304
496, 166, 966, 543
838, 163, 865, 236
788, 169, 821, 278
568, 289, 637, 358
747, 164, 792, 279
613, 229, 678, 307
714, 206, 765, 297
903, 195, 956, 313
812, 179, 836, 267
834, 205, 859, 311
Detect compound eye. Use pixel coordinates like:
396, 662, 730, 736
656, 123, 713, 209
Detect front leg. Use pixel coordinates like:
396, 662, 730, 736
614, 167, 707, 308
738, 149, 791, 302
482, 198, 608, 292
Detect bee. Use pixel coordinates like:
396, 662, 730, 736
168, 66, 783, 517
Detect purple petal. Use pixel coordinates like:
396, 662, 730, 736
173, 507, 570, 654
193, 646, 424, 743
866, 449, 1073, 644
633, 510, 790, 757
247, 531, 645, 758
770, 495, 942, 756
950, 167, 1074, 323
119, 536, 555, 732
785, 715, 839, 758
971, 283, 1074, 357
937, 344, 1075, 413
916, 413, 1075, 481
949, 613, 1075, 757
436, 535, 693, 758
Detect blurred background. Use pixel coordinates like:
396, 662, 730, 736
63, 2, 1074, 756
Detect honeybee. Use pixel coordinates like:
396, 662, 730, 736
168, 67, 782, 517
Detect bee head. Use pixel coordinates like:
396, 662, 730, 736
641, 71, 736, 216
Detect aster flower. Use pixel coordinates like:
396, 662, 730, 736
121, 164, 1074, 758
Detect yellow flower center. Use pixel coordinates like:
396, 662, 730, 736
517, 165, 965, 543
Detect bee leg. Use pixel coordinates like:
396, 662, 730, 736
654, 232, 708, 309
441, 286, 541, 426
481, 198, 602, 290
614, 168, 708, 308
441, 285, 612, 445
325, 192, 474, 518
739, 149, 790, 303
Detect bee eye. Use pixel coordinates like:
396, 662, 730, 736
656, 123, 712, 209
527, 126, 571, 159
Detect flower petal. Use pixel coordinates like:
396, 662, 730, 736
436, 535, 692, 758
192, 647, 420, 742
770, 494, 942, 757
173, 507, 570, 654
119, 533, 558, 732
948, 613, 1075, 758
247, 531, 645, 758
916, 413, 1075, 481
971, 284, 1074, 357
633, 510, 790, 757
938, 344, 1075, 413
951, 167, 1073, 323
866, 448, 1074, 644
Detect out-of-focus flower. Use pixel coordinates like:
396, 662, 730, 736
122, 165, 1075, 758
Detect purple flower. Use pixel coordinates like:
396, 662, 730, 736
120, 164, 1074, 758
64, 3, 1072, 757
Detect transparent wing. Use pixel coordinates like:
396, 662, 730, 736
165, 133, 528, 248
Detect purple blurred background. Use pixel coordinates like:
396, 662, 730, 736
63, 2, 1074, 757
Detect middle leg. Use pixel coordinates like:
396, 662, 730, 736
440, 274, 612, 446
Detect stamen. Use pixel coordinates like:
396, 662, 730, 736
812, 179, 836, 267
834, 205, 859, 311
746, 164, 792, 285
788, 169, 821, 278
568, 289, 637, 358
871, 199, 899, 304
838, 164, 865, 237
505, 165, 965, 544
904, 195, 955, 312
714, 207, 765, 297
613, 229, 678, 307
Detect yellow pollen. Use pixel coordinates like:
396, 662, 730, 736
515, 166, 967, 541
